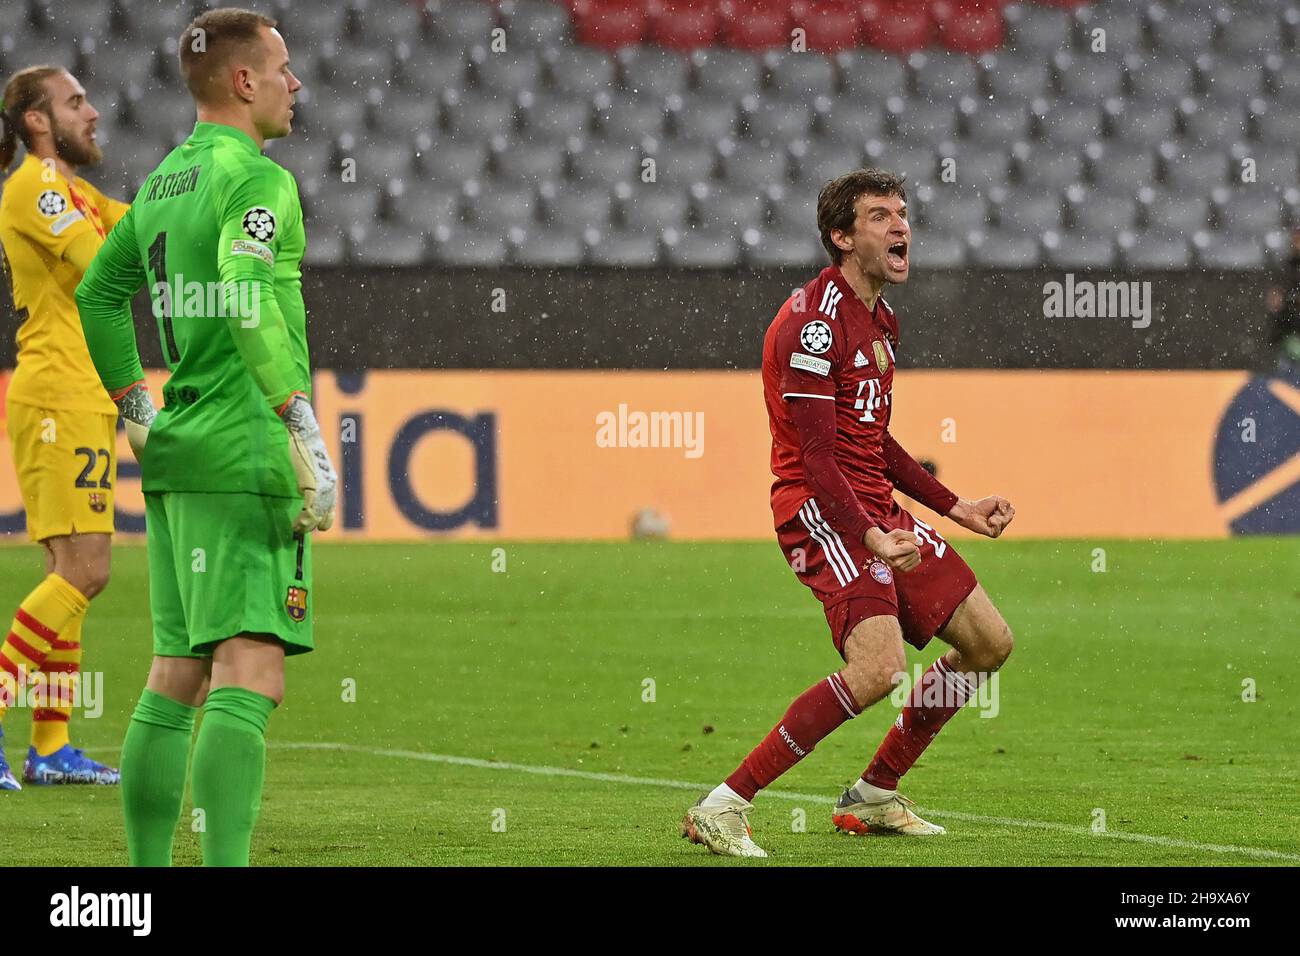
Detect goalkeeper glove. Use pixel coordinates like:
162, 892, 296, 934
278, 392, 338, 533
110, 381, 156, 461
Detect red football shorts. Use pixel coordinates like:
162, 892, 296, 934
775, 497, 978, 657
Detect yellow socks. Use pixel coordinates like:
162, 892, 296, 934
31, 613, 83, 755
0, 574, 89, 725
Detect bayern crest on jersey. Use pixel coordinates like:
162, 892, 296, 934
868, 560, 893, 585
800, 320, 832, 354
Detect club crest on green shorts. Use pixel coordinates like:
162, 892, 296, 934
285, 585, 309, 622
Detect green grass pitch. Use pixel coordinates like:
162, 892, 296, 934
0, 537, 1296, 866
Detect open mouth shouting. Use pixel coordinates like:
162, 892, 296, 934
885, 240, 908, 272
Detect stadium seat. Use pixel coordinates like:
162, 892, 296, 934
1013, 147, 1084, 190
1253, 106, 1300, 146
996, 190, 1062, 233
968, 229, 1042, 268
618, 46, 691, 99
1034, 100, 1103, 146
650, 0, 721, 51
764, 51, 838, 101
570, 141, 641, 183
949, 146, 1013, 192
890, 99, 959, 143
1071, 6, 1144, 54
662, 226, 741, 266
920, 188, 988, 237
619, 188, 691, 231
643, 140, 718, 185
1211, 188, 1283, 233
430, 0, 499, 49
667, 93, 739, 140
961, 103, 1033, 144
1041, 231, 1116, 268
493, 136, 570, 183
1125, 54, 1195, 101
518, 91, 591, 138
1003, 2, 1072, 55
349, 223, 428, 267
441, 90, 516, 138
511, 227, 587, 266
1143, 192, 1211, 232
431, 225, 510, 266
1107, 101, 1178, 147
1194, 232, 1266, 269
744, 96, 815, 141
693, 49, 765, 100
547, 47, 616, 97
691, 183, 768, 231
471, 48, 544, 94
585, 227, 662, 266
464, 181, 539, 227
1160, 147, 1228, 191
1064, 185, 1138, 232
910, 51, 981, 101
1148, 4, 1218, 54
768, 186, 819, 232
797, 1, 863, 55
1196, 58, 1263, 102
718, 141, 790, 189
498, 0, 574, 49
815, 106, 888, 146
419, 139, 490, 182
937, 1, 1005, 54
385, 180, 462, 231
860, 0, 937, 54
1181, 102, 1250, 148
544, 185, 615, 230
594, 92, 668, 141
572, 0, 648, 51
720, 0, 795, 52
792, 143, 867, 190
1118, 229, 1192, 268
980, 52, 1052, 100
837, 50, 908, 100
1054, 52, 1125, 101
742, 228, 823, 267
1085, 143, 1158, 191
907, 232, 967, 268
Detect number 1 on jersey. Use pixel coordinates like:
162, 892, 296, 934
147, 231, 181, 364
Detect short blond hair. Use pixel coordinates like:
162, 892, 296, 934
178, 7, 277, 104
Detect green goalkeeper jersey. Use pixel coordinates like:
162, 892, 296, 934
77, 121, 310, 498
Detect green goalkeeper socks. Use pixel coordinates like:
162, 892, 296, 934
120, 689, 198, 867
190, 686, 277, 867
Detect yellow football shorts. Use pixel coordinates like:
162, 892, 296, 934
6, 398, 117, 541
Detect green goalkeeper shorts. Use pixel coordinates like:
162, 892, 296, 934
145, 491, 315, 658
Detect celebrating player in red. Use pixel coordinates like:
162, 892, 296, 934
683, 169, 1017, 857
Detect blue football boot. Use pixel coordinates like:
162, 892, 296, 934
0, 726, 20, 791
24, 744, 120, 785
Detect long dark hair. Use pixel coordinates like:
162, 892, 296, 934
1, 65, 63, 171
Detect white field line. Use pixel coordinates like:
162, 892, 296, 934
269, 741, 1300, 864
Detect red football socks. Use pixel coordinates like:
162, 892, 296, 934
863, 655, 978, 790
725, 672, 860, 801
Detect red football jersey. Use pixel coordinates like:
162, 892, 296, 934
762, 264, 900, 529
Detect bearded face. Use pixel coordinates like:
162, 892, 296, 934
52, 111, 102, 167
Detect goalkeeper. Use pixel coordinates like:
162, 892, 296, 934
76, 8, 335, 866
